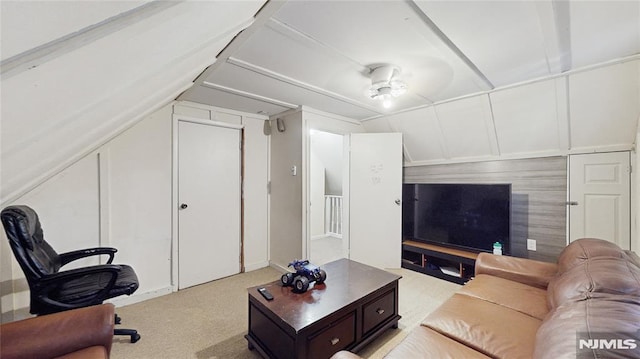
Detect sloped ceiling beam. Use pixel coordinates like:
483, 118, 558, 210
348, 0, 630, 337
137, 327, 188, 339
0, 1, 179, 79
405, 0, 495, 91
182, 1, 285, 92
202, 80, 298, 109
1, 1, 266, 205
534, 0, 572, 74
224, 56, 381, 112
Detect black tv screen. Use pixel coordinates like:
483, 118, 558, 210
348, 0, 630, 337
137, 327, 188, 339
402, 183, 511, 254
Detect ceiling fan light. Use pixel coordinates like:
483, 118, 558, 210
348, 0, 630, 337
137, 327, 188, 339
382, 95, 392, 109
367, 64, 407, 104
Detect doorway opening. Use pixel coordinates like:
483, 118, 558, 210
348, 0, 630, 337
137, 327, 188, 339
308, 130, 345, 265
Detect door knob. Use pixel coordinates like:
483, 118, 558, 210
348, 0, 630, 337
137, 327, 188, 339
395, 199, 401, 206
180, 203, 188, 210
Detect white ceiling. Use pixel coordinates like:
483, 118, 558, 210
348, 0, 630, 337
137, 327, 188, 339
0, 0, 265, 204
1, 0, 639, 203
180, 0, 640, 121
0, 1, 150, 60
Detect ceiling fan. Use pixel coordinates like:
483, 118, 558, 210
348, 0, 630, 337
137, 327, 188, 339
367, 64, 408, 108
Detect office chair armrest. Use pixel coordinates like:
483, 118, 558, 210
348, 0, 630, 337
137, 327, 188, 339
59, 247, 118, 265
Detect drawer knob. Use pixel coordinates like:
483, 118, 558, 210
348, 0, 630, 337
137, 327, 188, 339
376, 308, 385, 315
331, 337, 340, 346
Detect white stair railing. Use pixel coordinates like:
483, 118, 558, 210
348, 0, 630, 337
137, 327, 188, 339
324, 195, 343, 238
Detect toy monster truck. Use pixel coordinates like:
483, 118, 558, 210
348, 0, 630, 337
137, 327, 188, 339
280, 259, 327, 293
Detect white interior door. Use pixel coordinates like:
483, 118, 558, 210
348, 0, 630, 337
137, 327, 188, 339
349, 133, 403, 269
568, 151, 631, 249
178, 120, 241, 289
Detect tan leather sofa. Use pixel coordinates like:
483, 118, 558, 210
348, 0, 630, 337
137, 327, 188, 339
333, 238, 640, 359
0, 303, 115, 359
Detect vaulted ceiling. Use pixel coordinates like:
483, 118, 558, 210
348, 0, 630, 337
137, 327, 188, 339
180, 0, 640, 165
1, 1, 639, 204
1, 1, 265, 204
182, 1, 639, 117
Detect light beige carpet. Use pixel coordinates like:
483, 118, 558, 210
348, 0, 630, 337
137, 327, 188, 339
111, 265, 460, 359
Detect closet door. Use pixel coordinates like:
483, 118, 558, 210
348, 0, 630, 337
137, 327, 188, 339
568, 151, 631, 249
177, 120, 241, 289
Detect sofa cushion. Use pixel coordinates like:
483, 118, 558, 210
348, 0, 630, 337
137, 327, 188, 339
421, 294, 541, 359
385, 325, 491, 359
458, 274, 549, 320
548, 257, 640, 309
556, 238, 628, 273
534, 295, 640, 359
474, 252, 558, 289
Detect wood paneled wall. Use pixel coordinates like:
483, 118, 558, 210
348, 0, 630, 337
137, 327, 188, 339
404, 156, 567, 262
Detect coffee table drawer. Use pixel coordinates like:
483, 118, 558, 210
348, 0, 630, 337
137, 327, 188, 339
307, 312, 356, 359
362, 289, 396, 335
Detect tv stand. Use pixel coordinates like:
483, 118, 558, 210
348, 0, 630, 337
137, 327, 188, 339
401, 241, 478, 284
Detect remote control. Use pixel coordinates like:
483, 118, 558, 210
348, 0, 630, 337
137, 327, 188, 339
257, 287, 274, 301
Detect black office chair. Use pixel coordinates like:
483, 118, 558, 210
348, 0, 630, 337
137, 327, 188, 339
1, 205, 141, 343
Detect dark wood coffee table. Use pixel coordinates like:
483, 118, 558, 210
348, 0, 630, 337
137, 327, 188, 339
245, 258, 401, 359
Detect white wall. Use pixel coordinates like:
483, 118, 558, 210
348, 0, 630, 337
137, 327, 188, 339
269, 110, 304, 269
311, 131, 344, 196
309, 149, 326, 239
1, 147, 103, 321
103, 105, 173, 299
0, 101, 270, 321
242, 116, 271, 272
1, 103, 173, 321
0, 1, 265, 207
364, 59, 640, 166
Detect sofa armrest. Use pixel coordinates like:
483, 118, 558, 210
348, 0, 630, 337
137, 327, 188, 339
475, 253, 558, 289
0, 304, 115, 359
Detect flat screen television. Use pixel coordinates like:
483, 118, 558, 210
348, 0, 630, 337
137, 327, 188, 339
402, 183, 511, 254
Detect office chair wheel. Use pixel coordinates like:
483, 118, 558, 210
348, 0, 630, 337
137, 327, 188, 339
115, 328, 140, 343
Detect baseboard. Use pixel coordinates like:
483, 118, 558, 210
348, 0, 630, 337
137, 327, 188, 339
311, 234, 343, 240
269, 261, 288, 273
107, 286, 173, 308
244, 260, 270, 272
